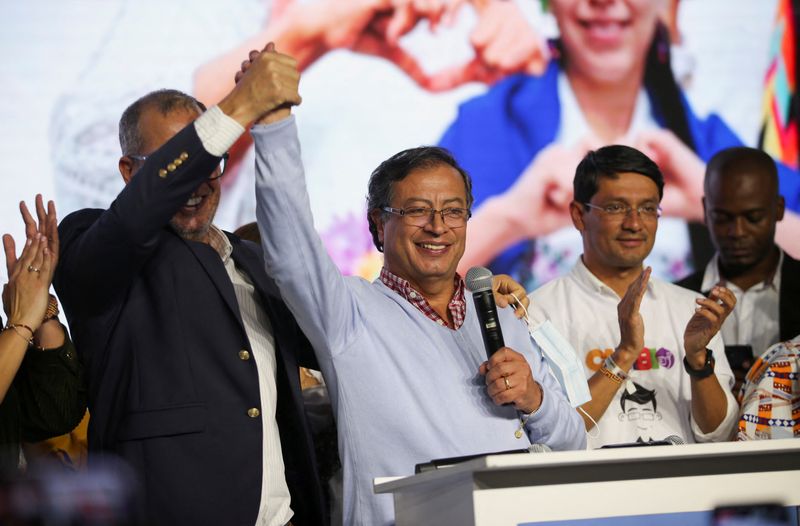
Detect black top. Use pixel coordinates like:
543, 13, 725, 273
0, 318, 86, 475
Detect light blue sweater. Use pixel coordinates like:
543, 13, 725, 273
253, 117, 586, 526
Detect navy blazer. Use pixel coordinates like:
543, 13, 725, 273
676, 250, 800, 344
54, 123, 327, 526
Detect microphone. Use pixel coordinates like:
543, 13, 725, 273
599, 435, 685, 449
415, 444, 551, 473
465, 266, 505, 360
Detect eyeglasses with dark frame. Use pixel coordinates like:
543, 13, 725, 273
582, 202, 662, 219
128, 152, 230, 180
381, 206, 472, 227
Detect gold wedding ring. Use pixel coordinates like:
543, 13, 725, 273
503, 376, 511, 391
27, 265, 40, 273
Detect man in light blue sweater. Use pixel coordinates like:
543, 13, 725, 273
247, 51, 586, 526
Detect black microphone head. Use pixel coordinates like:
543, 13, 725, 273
664, 435, 685, 445
465, 266, 493, 293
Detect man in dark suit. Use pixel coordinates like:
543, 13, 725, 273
54, 47, 326, 525
677, 146, 800, 380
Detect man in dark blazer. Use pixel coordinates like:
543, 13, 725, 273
677, 147, 800, 376
54, 48, 326, 525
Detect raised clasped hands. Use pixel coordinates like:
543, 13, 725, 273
683, 284, 736, 369
2, 195, 59, 332
479, 347, 542, 414
220, 42, 302, 128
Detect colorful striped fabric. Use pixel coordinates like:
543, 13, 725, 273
737, 336, 800, 440
761, 0, 798, 169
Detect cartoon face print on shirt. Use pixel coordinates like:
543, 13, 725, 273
618, 382, 664, 443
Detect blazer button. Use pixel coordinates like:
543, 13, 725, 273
167, 163, 177, 172
180, 152, 189, 160
174, 158, 183, 166
247, 407, 260, 418
158, 169, 168, 178
238, 350, 250, 361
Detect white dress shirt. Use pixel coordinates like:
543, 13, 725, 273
700, 251, 782, 357
197, 108, 293, 526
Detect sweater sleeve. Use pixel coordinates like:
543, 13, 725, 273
252, 116, 365, 358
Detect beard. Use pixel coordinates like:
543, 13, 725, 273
170, 217, 212, 243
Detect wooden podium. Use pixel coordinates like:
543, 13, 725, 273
374, 439, 800, 526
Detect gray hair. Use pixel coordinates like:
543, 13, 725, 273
366, 146, 473, 252
118, 89, 206, 156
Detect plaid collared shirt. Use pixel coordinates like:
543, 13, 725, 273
379, 267, 467, 329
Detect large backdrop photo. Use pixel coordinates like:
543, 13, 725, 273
1, 0, 797, 289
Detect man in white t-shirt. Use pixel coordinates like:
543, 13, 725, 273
529, 145, 739, 448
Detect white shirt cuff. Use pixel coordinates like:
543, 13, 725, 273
691, 385, 738, 442
194, 105, 245, 157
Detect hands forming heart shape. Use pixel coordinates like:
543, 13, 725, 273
246, 0, 710, 231
467, 128, 707, 247
271, 0, 551, 91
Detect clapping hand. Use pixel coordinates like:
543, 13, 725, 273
2, 195, 58, 332
612, 267, 650, 367
683, 284, 736, 368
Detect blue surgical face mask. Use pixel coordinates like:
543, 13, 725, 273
528, 319, 592, 408
506, 293, 599, 436
504, 292, 591, 408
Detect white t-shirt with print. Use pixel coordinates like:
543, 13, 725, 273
529, 258, 738, 449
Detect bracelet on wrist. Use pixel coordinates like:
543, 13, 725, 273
515, 381, 544, 439
598, 366, 622, 384
2, 323, 35, 347
604, 355, 629, 381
